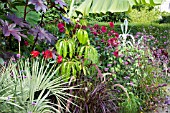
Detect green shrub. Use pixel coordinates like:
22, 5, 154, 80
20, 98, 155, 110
128, 7, 161, 23
159, 12, 170, 24
88, 22, 170, 47
88, 22, 169, 35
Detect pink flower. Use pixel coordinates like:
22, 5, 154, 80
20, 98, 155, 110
114, 32, 119, 38
124, 61, 129, 65
101, 26, 107, 33
113, 50, 119, 58
104, 68, 109, 71
107, 38, 119, 47
94, 24, 100, 29
93, 31, 98, 36
109, 22, 114, 28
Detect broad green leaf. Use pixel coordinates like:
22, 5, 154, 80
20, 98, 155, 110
66, 63, 71, 79
68, 41, 73, 58
84, 46, 88, 59
71, 64, 77, 77
100, 0, 112, 13
55, 40, 63, 55
78, 46, 85, 57
77, 29, 83, 44
82, 30, 89, 44
76, 0, 163, 15
61, 62, 67, 75
83, 67, 87, 76
12, 6, 40, 25
76, 0, 92, 16
63, 41, 67, 58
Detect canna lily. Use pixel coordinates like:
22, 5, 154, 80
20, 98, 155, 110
57, 55, 62, 63
42, 50, 53, 59
31, 50, 40, 58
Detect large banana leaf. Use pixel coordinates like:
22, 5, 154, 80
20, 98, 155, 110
76, 0, 163, 16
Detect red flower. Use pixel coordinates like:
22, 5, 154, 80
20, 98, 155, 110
31, 51, 40, 58
109, 22, 114, 28
42, 50, 53, 59
59, 27, 65, 33
107, 38, 119, 47
58, 23, 65, 33
24, 41, 29, 46
113, 50, 119, 58
94, 24, 100, 29
58, 23, 64, 29
101, 26, 107, 33
57, 55, 62, 63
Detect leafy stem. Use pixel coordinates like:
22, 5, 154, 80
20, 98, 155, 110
31, 13, 44, 51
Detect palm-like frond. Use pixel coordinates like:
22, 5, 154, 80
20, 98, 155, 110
0, 58, 79, 113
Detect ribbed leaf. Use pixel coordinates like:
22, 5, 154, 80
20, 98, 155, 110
76, 0, 92, 16
61, 62, 67, 75
55, 40, 63, 55
68, 41, 73, 58
76, 0, 163, 15
71, 64, 77, 77
84, 46, 89, 59
66, 63, 71, 79
78, 46, 85, 57
63, 41, 67, 58
100, 0, 112, 13
90, 0, 105, 13
82, 30, 89, 44
108, 0, 130, 12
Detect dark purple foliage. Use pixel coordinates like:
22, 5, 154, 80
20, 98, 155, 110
7, 14, 29, 27
55, 0, 67, 8
165, 96, 170, 105
29, 26, 57, 43
0, 19, 27, 41
72, 83, 118, 113
28, 0, 47, 12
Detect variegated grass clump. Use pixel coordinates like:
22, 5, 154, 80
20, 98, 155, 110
0, 58, 79, 113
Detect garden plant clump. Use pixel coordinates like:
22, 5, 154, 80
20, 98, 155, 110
0, 0, 169, 113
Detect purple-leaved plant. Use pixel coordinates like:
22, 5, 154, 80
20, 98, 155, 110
55, 0, 67, 8
0, 19, 27, 41
28, 0, 47, 12
7, 14, 29, 28
29, 26, 57, 44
